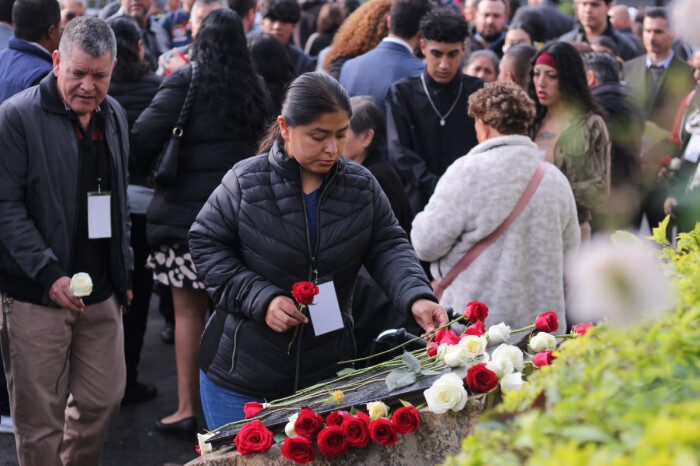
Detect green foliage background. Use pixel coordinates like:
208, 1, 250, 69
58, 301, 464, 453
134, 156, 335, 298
446, 220, 700, 466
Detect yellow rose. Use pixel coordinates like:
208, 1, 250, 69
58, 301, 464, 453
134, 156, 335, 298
334, 390, 344, 403
70, 272, 93, 297
366, 401, 389, 420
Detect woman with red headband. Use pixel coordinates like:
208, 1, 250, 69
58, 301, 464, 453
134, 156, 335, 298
529, 41, 611, 241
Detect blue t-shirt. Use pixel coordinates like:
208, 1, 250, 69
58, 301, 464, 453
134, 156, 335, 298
304, 186, 322, 254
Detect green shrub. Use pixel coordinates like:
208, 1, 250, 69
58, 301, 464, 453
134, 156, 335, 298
446, 222, 700, 465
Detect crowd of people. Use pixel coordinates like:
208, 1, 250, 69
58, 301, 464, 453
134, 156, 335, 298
0, 0, 699, 463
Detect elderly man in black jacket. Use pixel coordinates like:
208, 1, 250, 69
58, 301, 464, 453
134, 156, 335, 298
0, 17, 132, 466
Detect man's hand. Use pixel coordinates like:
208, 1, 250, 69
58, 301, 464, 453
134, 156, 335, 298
160, 50, 187, 74
121, 289, 133, 314
49, 276, 85, 313
664, 197, 678, 217
411, 299, 448, 334
265, 295, 308, 333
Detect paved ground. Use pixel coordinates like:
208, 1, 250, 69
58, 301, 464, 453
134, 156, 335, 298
0, 296, 205, 466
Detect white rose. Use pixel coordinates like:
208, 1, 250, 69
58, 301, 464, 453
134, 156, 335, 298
491, 344, 524, 373
500, 372, 526, 393
485, 358, 508, 379
670, 157, 682, 170
457, 335, 487, 358
487, 323, 511, 344
197, 432, 216, 455
366, 401, 390, 420
436, 343, 449, 361
443, 344, 470, 367
284, 413, 299, 437
423, 373, 468, 414
529, 332, 557, 352
70, 272, 93, 297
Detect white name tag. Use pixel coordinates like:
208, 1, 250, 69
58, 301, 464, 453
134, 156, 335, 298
682, 133, 700, 163
308, 281, 344, 336
87, 192, 112, 239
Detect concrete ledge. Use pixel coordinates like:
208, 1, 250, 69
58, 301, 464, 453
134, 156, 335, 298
187, 396, 485, 466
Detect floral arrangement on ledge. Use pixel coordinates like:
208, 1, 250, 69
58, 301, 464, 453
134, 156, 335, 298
196, 299, 594, 463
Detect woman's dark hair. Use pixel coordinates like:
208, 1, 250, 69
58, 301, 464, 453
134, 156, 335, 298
108, 16, 151, 82
317, 2, 345, 34
259, 72, 352, 153
248, 32, 296, 115
349, 96, 386, 160
529, 41, 603, 134
192, 9, 270, 134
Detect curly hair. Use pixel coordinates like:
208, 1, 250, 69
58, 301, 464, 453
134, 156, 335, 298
192, 9, 270, 134
420, 7, 469, 43
529, 41, 603, 134
323, 0, 393, 72
468, 81, 536, 135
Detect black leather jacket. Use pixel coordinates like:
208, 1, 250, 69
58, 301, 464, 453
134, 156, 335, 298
189, 141, 434, 399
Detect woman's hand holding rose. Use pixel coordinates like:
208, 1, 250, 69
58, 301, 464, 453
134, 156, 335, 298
265, 295, 308, 333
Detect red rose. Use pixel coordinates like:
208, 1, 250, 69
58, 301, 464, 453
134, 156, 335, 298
317, 426, 349, 457
281, 435, 317, 464
466, 363, 499, 393
573, 322, 594, 335
292, 281, 320, 306
195, 445, 201, 455
294, 406, 325, 440
233, 420, 274, 455
435, 328, 460, 346
369, 418, 398, 446
462, 320, 485, 336
391, 405, 421, 434
325, 410, 351, 427
243, 401, 264, 419
427, 342, 438, 357
659, 155, 672, 168
532, 351, 555, 367
535, 311, 559, 332
341, 414, 370, 447
464, 301, 489, 322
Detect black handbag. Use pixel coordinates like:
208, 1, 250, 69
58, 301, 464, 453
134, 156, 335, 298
152, 61, 200, 187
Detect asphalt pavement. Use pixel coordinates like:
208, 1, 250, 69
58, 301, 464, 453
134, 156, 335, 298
0, 295, 205, 466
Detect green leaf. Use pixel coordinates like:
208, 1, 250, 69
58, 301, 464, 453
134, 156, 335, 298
350, 406, 357, 416
399, 399, 413, 407
559, 425, 613, 443
273, 433, 286, 444
386, 369, 417, 391
402, 352, 422, 372
420, 368, 441, 376
336, 368, 356, 377
322, 394, 335, 404
646, 214, 671, 246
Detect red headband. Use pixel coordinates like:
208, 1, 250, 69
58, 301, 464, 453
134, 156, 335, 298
535, 52, 558, 69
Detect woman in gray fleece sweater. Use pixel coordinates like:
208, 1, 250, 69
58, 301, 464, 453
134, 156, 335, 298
411, 82, 580, 330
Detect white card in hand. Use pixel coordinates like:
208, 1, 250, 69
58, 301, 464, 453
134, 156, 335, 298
308, 281, 344, 336
682, 133, 700, 163
87, 192, 112, 239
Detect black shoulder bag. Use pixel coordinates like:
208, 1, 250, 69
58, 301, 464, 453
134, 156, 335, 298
152, 60, 200, 187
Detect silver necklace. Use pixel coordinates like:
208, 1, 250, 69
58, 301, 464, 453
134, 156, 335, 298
421, 73, 463, 126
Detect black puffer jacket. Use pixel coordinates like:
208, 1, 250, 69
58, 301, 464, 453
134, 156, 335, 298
189, 141, 435, 399
131, 63, 264, 248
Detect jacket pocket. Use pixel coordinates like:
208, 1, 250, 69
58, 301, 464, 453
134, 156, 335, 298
229, 318, 245, 373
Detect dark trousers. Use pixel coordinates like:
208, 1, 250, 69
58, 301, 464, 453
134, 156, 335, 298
123, 214, 153, 386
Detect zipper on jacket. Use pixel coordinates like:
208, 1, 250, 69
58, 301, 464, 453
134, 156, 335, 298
229, 318, 244, 373
293, 165, 336, 392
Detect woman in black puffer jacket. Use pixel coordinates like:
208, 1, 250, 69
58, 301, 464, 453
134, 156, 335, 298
131, 9, 271, 434
189, 72, 448, 430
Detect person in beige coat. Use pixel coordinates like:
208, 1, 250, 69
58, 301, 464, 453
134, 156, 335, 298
411, 82, 580, 330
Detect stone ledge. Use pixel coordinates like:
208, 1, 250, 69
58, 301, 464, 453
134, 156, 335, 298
187, 396, 485, 466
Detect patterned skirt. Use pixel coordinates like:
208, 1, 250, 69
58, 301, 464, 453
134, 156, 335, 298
146, 243, 205, 289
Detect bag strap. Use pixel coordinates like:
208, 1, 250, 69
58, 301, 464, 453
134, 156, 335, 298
172, 60, 199, 138
433, 161, 547, 301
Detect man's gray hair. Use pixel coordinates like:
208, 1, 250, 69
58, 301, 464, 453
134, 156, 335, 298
582, 51, 621, 85
58, 16, 117, 61
464, 49, 500, 69
193, 0, 229, 11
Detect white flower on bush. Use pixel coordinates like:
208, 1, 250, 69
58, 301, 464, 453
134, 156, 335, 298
366, 401, 390, 420
70, 272, 93, 297
529, 332, 557, 352
284, 413, 299, 437
500, 372, 525, 393
491, 344, 524, 374
458, 335, 487, 358
197, 432, 216, 455
423, 373, 468, 414
487, 322, 511, 343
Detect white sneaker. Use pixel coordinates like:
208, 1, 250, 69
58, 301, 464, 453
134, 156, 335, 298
0, 415, 13, 434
